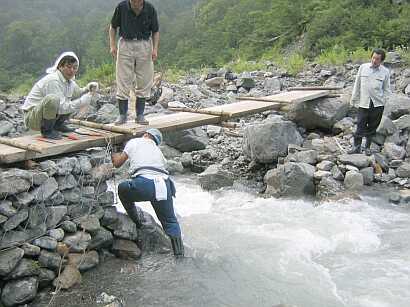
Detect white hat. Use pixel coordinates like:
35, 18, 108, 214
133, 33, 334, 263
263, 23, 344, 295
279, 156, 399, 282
46, 51, 79, 75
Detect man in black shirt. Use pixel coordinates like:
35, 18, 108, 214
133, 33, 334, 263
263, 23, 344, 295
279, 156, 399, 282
109, 0, 159, 125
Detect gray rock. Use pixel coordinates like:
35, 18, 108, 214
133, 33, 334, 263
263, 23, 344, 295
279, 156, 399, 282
44, 190, 65, 207
101, 207, 119, 227
360, 167, 374, 185
346, 164, 360, 172
286, 149, 318, 165
111, 239, 142, 260
21, 243, 41, 257
316, 176, 344, 200
243, 117, 303, 163
89, 163, 113, 184
264, 77, 282, 92
344, 171, 364, 190
198, 165, 234, 190
374, 153, 389, 171
0, 247, 24, 276
287, 97, 349, 130
56, 157, 78, 176
314, 170, 332, 180
205, 76, 225, 87
164, 128, 209, 152
331, 165, 344, 181
0, 200, 17, 217
316, 161, 334, 171
377, 116, 397, 136
382, 143, 406, 161
0, 169, 33, 197
0, 230, 30, 249
52, 264, 82, 290
160, 144, 182, 159
4, 258, 40, 280
1, 277, 38, 306
97, 191, 115, 206
56, 174, 78, 190
339, 154, 371, 168
333, 117, 354, 134
74, 156, 93, 175
13, 191, 35, 206
61, 220, 77, 233
63, 232, 92, 252
396, 163, 410, 178
181, 152, 193, 168
33, 236, 58, 250
384, 93, 410, 119
88, 227, 114, 250
62, 187, 81, 204
166, 160, 184, 174
75, 215, 101, 234
236, 77, 256, 89
389, 192, 401, 204
3, 209, 28, 232
264, 162, 316, 197
0, 120, 13, 136
32, 171, 49, 186
31, 177, 58, 202
38, 250, 61, 270
38, 268, 56, 288
39, 160, 57, 177
393, 114, 410, 130
0, 213, 7, 224
390, 159, 403, 168
112, 214, 138, 241
46, 206, 68, 229
95, 103, 119, 123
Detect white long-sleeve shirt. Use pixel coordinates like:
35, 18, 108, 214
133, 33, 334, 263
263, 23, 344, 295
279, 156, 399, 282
350, 62, 391, 108
22, 70, 87, 114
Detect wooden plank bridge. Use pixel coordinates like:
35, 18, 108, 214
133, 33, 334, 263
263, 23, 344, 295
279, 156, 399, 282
0, 90, 329, 164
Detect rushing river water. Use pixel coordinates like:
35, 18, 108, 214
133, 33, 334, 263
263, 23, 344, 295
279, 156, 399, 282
38, 175, 410, 307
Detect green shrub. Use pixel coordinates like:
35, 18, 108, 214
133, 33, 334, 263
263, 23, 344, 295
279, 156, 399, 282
350, 48, 370, 64
315, 45, 349, 66
284, 52, 306, 75
396, 46, 410, 66
227, 56, 265, 73
79, 63, 115, 87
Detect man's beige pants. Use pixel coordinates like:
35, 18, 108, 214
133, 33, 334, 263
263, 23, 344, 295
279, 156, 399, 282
116, 37, 154, 100
24, 95, 60, 131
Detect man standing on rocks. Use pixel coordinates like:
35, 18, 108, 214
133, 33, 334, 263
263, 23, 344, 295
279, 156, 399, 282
349, 48, 391, 155
109, 0, 159, 125
22, 52, 98, 140
111, 128, 184, 257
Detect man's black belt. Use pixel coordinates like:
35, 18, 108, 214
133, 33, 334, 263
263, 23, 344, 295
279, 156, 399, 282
133, 166, 169, 176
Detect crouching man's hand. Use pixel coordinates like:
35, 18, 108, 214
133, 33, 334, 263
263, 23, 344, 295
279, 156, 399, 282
86, 82, 99, 93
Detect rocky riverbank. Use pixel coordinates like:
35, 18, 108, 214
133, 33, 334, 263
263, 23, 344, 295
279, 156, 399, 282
1, 51, 410, 306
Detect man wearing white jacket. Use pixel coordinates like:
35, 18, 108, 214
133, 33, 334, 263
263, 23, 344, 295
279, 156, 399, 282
22, 51, 98, 139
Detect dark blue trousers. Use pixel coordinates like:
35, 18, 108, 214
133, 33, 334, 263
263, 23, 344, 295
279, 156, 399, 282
118, 176, 181, 237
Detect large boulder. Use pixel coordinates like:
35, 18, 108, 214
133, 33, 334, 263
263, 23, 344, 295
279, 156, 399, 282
1, 277, 38, 306
198, 164, 234, 190
264, 162, 316, 197
164, 128, 209, 152
287, 97, 349, 130
243, 117, 303, 163
384, 93, 410, 120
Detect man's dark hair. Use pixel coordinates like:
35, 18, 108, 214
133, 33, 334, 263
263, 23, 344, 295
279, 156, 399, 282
57, 56, 78, 68
371, 48, 386, 61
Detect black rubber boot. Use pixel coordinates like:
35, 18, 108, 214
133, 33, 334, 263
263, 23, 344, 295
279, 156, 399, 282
135, 97, 149, 125
115, 99, 128, 125
41, 119, 62, 140
364, 136, 372, 156
348, 136, 362, 154
169, 236, 184, 257
54, 114, 75, 132
122, 202, 144, 228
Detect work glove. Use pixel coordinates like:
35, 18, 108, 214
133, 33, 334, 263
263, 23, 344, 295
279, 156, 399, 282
86, 81, 99, 92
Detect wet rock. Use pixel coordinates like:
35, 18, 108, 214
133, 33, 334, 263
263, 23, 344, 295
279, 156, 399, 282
111, 239, 142, 260
68, 250, 99, 272
316, 176, 344, 200
243, 117, 303, 163
4, 258, 40, 280
1, 277, 38, 306
265, 162, 315, 197
63, 232, 92, 252
38, 250, 61, 270
399, 190, 410, 202
0, 247, 24, 276
164, 128, 209, 152
181, 152, 193, 168
198, 164, 234, 190
338, 154, 371, 168
167, 160, 184, 174
389, 192, 401, 204
344, 171, 364, 190
53, 264, 82, 289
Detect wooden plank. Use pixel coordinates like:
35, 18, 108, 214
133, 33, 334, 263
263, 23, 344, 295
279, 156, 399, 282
238, 90, 329, 104
0, 90, 326, 164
